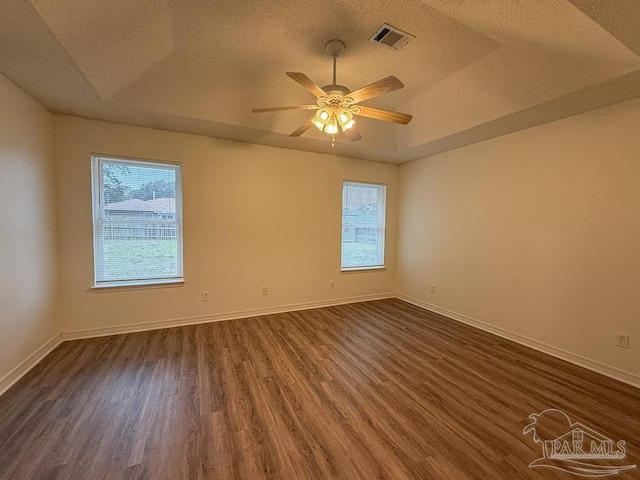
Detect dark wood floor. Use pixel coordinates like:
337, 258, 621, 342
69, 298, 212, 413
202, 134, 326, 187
1, 299, 639, 479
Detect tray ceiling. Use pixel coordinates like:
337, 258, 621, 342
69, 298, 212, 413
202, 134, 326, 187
1, 0, 639, 163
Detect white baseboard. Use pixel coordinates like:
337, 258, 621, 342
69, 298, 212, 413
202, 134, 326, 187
61, 292, 395, 341
396, 293, 640, 389
0, 334, 62, 396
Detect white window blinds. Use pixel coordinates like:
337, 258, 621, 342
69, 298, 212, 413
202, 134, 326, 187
91, 155, 183, 287
341, 181, 386, 269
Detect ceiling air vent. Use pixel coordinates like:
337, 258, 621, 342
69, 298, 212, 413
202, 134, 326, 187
369, 24, 415, 51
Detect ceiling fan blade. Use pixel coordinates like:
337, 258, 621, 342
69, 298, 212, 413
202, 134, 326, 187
346, 76, 404, 104
286, 72, 327, 98
343, 124, 362, 142
355, 105, 412, 125
290, 117, 314, 137
252, 105, 319, 113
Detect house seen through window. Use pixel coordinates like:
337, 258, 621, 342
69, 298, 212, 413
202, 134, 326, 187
341, 181, 386, 269
91, 155, 183, 287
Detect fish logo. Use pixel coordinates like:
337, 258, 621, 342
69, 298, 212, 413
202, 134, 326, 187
523, 409, 636, 477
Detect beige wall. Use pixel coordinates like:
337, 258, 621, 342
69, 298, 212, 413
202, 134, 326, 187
0, 74, 58, 384
54, 116, 397, 334
397, 98, 640, 378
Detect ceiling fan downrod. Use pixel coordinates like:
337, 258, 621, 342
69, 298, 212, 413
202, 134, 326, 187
325, 39, 345, 87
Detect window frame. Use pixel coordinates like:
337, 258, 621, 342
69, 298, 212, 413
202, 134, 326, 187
340, 180, 387, 271
91, 154, 184, 288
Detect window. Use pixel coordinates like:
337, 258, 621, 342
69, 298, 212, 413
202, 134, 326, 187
341, 181, 386, 270
91, 155, 183, 287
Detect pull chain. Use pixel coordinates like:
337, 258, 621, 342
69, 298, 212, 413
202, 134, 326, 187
331, 135, 335, 147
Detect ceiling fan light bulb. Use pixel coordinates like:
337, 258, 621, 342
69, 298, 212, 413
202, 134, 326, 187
325, 123, 339, 135
318, 110, 330, 122
312, 118, 325, 131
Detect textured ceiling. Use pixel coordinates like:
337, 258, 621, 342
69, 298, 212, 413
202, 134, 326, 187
1, 0, 639, 163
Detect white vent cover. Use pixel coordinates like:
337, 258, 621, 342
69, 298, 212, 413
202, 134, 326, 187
369, 24, 415, 50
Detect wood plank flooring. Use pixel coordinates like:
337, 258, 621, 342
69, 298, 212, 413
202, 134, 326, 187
1, 299, 639, 479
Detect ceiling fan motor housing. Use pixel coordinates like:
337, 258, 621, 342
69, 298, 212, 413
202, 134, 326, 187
321, 84, 350, 96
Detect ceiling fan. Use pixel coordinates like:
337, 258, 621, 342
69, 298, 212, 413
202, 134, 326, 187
252, 39, 412, 144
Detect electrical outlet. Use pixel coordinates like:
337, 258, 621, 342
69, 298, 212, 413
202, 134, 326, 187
430, 284, 436, 294
261, 286, 268, 296
201, 291, 209, 302
616, 334, 629, 349
330, 280, 335, 289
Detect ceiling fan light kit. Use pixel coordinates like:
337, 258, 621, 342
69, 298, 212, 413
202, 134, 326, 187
252, 39, 412, 145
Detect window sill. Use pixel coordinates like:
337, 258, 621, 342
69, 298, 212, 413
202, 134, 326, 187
90, 279, 185, 292
341, 266, 386, 273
